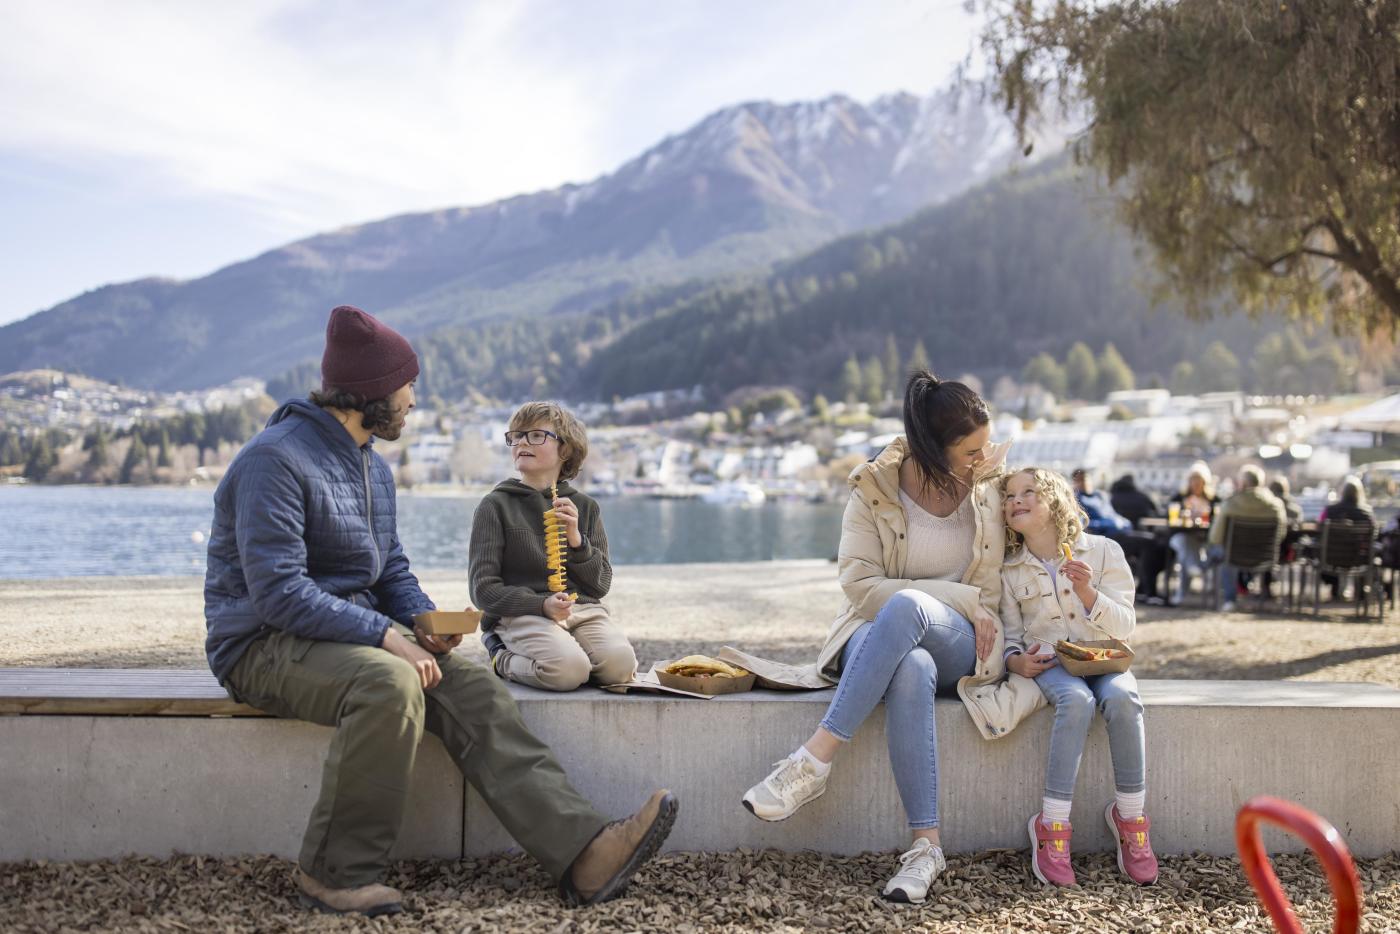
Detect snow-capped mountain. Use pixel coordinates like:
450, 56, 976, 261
0, 84, 1056, 390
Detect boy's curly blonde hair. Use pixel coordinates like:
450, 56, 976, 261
999, 467, 1087, 557
508, 401, 589, 482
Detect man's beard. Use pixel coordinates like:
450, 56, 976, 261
373, 414, 406, 442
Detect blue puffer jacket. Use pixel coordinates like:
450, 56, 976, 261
203, 399, 435, 683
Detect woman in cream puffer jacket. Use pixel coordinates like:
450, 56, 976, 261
740, 372, 1043, 905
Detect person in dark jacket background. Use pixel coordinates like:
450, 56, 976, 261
204, 305, 675, 917
1073, 469, 1166, 602
1109, 474, 1160, 528
1318, 477, 1377, 600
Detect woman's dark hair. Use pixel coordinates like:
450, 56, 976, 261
903, 369, 990, 497
308, 388, 397, 433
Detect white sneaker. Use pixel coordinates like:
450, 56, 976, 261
1221, 601, 1237, 613
741, 754, 828, 821
882, 838, 946, 903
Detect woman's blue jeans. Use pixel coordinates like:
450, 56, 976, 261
1034, 664, 1146, 802
819, 590, 978, 829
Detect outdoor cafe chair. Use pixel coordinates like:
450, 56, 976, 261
1209, 517, 1287, 611
1299, 520, 1383, 621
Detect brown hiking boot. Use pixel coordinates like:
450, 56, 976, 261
295, 867, 403, 917
559, 789, 678, 907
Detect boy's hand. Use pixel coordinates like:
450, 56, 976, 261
544, 591, 576, 624
1061, 559, 1098, 611
552, 496, 583, 548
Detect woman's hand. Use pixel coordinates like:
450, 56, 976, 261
1061, 559, 1098, 611
544, 591, 576, 624
1006, 644, 1058, 678
970, 605, 999, 661
552, 496, 583, 548
381, 627, 443, 690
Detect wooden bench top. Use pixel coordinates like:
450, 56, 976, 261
0, 668, 265, 716
4, 668, 1398, 717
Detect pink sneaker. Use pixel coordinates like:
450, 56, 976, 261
1028, 813, 1076, 886
1105, 803, 1159, 885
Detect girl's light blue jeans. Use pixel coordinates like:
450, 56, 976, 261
1034, 664, 1146, 802
819, 589, 978, 829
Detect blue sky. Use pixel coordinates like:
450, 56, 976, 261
0, 0, 978, 326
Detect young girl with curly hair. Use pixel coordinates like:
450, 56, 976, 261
1000, 467, 1158, 887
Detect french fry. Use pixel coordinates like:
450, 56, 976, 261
543, 482, 572, 596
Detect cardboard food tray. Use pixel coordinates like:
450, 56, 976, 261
1054, 638, 1134, 676
413, 609, 483, 636
656, 662, 756, 696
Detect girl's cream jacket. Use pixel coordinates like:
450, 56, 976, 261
1000, 532, 1136, 655
815, 436, 1045, 740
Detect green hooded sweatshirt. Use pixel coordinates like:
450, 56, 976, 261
468, 478, 611, 631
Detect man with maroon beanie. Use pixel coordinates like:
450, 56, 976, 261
205, 305, 676, 917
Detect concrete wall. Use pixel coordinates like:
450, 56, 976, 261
1, 718, 462, 861
3, 680, 1398, 862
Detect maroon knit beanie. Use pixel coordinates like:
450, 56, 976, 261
320, 305, 420, 401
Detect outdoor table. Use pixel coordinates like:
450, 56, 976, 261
1140, 516, 1212, 538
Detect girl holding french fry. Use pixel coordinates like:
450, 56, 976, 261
1000, 467, 1158, 887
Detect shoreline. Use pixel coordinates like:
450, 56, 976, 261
2, 562, 1398, 688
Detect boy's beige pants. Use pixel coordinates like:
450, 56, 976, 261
495, 602, 637, 690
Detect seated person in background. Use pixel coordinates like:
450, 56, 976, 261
1269, 476, 1304, 528
1167, 462, 1221, 605
1072, 469, 1131, 534
1320, 476, 1374, 526
1109, 474, 1161, 528
1318, 477, 1376, 601
1208, 465, 1286, 612
1258, 474, 1304, 598
1076, 469, 1166, 603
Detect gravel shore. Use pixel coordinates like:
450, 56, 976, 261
4, 563, 1397, 932
5, 850, 1397, 933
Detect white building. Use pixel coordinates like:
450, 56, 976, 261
1105, 389, 1171, 418
1007, 426, 1119, 475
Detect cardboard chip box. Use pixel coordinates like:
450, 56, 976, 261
413, 609, 483, 636
655, 660, 756, 696
1053, 638, 1134, 676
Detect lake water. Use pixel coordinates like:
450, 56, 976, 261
0, 486, 846, 579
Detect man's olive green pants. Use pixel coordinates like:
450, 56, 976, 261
226, 625, 608, 889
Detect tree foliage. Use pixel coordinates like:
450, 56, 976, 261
1065, 342, 1099, 400
1022, 351, 1067, 397
1097, 343, 1135, 396
1198, 341, 1243, 392
980, 0, 1400, 334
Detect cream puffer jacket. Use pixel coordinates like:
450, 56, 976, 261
814, 436, 1046, 740
1000, 532, 1136, 655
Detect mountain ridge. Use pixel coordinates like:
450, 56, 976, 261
0, 84, 1041, 390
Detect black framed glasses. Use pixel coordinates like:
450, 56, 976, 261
504, 429, 560, 446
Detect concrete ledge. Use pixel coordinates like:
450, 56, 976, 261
1, 717, 462, 861
3, 679, 1397, 862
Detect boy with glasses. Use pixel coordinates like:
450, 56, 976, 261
471, 401, 637, 690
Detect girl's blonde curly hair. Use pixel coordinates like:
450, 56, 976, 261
999, 467, 1087, 557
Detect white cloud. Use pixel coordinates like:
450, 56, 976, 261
0, 0, 609, 231
0, 0, 978, 324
